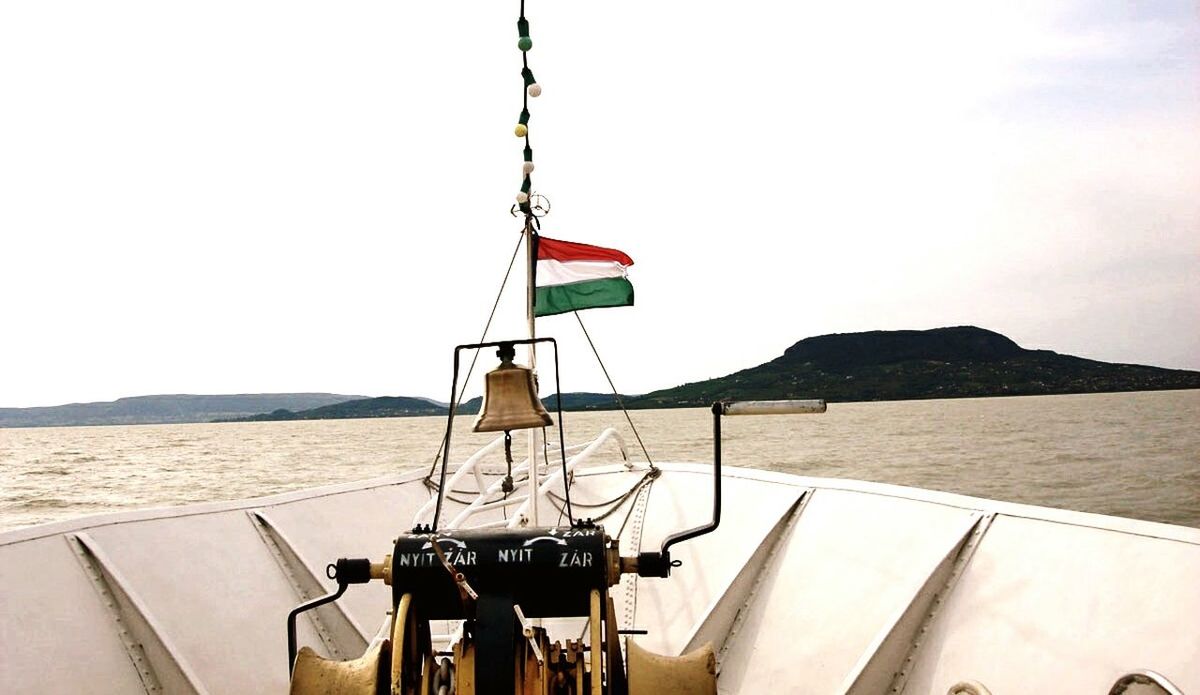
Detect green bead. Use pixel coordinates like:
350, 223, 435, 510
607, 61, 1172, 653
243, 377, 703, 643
518, 36, 532, 51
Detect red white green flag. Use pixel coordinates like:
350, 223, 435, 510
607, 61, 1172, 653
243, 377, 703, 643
533, 236, 634, 317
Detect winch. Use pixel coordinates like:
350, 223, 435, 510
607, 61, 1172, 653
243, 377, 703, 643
288, 525, 713, 695
284, 334, 825, 694
283, 338, 741, 695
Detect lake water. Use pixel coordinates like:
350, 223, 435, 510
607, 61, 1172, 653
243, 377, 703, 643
1, 390, 1197, 532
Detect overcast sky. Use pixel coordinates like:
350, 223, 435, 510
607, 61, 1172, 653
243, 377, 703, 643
1, 1, 1197, 408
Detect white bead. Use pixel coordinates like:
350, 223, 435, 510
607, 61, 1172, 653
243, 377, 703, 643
527, 83, 542, 98
516, 192, 529, 204
522, 161, 535, 175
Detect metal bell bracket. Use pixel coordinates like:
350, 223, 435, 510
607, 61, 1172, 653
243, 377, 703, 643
431, 337, 572, 531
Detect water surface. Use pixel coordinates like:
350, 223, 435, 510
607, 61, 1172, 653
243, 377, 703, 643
2, 390, 1197, 531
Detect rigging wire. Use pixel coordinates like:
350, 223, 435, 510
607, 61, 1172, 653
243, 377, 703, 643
544, 425, 563, 525
424, 233, 525, 483
572, 311, 657, 469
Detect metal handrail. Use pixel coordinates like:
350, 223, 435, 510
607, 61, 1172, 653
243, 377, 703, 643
506, 427, 624, 527
412, 435, 507, 524
411, 427, 630, 530
1108, 671, 1185, 695
947, 681, 992, 695
447, 458, 536, 528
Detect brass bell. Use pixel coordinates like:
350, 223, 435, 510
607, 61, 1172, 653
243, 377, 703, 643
472, 343, 554, 433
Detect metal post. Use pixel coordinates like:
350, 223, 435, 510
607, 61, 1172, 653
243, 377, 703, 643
524, 221, 540, 526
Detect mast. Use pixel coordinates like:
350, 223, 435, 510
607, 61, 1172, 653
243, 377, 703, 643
516, 0, 542, 526
525, 219, 539, 526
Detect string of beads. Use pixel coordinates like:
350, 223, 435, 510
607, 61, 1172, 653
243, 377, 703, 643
515, 3, 540, 216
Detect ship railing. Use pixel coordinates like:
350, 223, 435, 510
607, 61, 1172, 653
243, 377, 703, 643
411, 434, 507, 526
410, 427, 630, 530
1107, 671, 1184, 695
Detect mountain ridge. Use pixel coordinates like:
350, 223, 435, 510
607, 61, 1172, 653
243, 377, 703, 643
630, 326, 1200, 407
0, 393, 368, 428
4, 327, 1197, 426
226, 326, 1200, 422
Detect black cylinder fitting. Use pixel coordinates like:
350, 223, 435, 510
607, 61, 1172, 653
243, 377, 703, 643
333, 558, 373, 584
637, 551, 672, 578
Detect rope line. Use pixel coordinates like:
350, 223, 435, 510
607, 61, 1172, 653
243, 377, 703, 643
547, 468, 659, 519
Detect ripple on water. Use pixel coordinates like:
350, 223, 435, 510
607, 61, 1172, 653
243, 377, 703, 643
20, 497, 75, 510
22, 466, 73, 476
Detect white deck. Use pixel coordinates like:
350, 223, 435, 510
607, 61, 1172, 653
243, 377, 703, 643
1, 462, 1197, 694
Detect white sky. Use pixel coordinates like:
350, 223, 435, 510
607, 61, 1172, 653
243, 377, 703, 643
1, 1, 1197, 408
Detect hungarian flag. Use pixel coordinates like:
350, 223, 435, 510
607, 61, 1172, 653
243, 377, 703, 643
534, 236, 634, 317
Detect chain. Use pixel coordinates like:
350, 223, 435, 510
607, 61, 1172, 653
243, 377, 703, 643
502, 431, 515, 494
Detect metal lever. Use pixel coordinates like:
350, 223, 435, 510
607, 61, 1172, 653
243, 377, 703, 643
513, 604, 545, 665
635, 399, 827, 578
287, 558, 375, 672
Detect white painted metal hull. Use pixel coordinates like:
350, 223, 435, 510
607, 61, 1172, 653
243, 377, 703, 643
1, 462, 1197, 694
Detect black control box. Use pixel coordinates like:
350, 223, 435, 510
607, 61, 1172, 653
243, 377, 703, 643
391, 526, 609, 619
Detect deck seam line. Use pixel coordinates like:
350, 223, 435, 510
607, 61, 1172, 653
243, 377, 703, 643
248, 509, 370, 648
887, 512, 996, 694
248, 510, 348, 658
716, 488, 814, 669
67, 531, 209, 694
65, 533, 162, 694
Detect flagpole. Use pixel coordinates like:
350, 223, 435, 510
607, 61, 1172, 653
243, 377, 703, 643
524, 218, 540, 527
517, 0, 540, 527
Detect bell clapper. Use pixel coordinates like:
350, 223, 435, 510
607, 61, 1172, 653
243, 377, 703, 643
502, 431, 515, 494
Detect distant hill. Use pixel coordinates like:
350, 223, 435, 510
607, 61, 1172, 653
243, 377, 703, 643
226, 396, 446, 422
0, 394, 367, 428
457, 392, 622, 414
13, 328, 1195, 427
224, 392, 622, 422
219, 327, 1200, 423
628, 326, 1200, 407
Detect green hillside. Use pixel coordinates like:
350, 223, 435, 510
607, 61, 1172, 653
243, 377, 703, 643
226, 396, 446, 422
219, 326, 1200, 422
628, 326, 1200, 407
224, 392, 620, 422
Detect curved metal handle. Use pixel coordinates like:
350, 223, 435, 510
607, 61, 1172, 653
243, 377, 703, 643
638, 400, 826, 577
286, 558, 374, 672
287, 582, 347, 673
